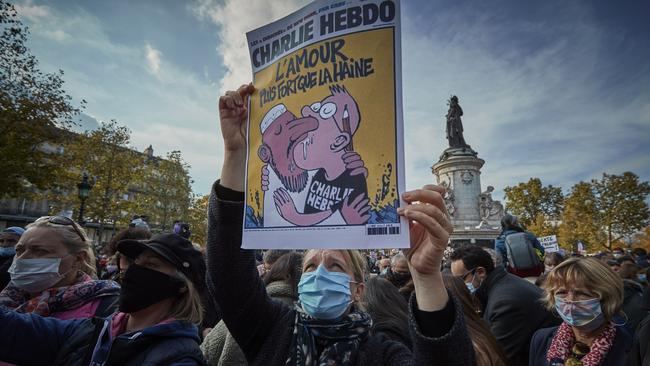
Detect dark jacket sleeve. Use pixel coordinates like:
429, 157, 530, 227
409, 291, 476, 366
487, 296, 531, 362
205, 181, 289, 362
0, 305, 82, 365
627, 315, 650, 366
528, 328, 552, 366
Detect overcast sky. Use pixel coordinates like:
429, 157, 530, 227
14, 0, 650, 200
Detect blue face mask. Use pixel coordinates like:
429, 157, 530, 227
298, 264, 352, 320
555, 296, 605, 332
466, 281, 477, 295
464, 270, 479, 295
638, 274, 647, 283
0, 247, 16, 257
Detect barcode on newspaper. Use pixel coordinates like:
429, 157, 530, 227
366, 224, 400, 235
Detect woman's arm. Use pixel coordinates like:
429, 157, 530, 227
0, 305, 80, 365
205, 84, 289, 361
398, 185, 476, 365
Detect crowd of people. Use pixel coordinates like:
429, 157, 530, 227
0, 84, 648, 365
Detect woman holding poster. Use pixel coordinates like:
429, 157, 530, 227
205, 84, 475, 365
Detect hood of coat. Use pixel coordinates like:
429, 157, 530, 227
266, 280, 297, 305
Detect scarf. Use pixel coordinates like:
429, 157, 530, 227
285, 304, 372, 366
546, 321, 617, 366
0, 273, 120, 316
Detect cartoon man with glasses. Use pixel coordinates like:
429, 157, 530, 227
271, 85, 369, 226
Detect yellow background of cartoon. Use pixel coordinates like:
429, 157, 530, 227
246, 27, 397, 222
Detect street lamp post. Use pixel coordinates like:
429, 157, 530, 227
77, 173, 93, 224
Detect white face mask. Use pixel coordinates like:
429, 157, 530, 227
8, 257, 70, 293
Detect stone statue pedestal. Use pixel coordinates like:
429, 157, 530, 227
432, 147, 503, 248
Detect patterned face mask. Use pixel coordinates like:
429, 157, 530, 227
554, 296, 605, 332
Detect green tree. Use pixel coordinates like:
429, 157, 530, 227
592, 172, 650, 250
134, 150, 192, 231
48, 120, 143, 240
0, 1, 83, 198
558, 182, 602, 252
503, 178, 564, 228
186, 194, 209, 246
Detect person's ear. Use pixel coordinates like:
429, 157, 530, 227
476, 267, 487, 279
353, 282, 365, 302
258, 144, 271, 163
330, 133, 350, 152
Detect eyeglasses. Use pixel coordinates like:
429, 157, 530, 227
35, 216, 86, 242
0, 238, 18, 244
457, 268, 477, 281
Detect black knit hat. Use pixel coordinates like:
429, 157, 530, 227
117, 233, 204, 288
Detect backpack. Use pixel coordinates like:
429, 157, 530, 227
504, 232, 543, 276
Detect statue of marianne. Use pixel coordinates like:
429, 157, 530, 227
445, 95, 469, 149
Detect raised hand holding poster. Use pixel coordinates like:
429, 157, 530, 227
243, 0, 408, 249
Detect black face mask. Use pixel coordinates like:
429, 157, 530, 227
388, 271, 411, 288
118, 264, 185, 313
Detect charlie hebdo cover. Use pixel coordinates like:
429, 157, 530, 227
242, 0, 408, 249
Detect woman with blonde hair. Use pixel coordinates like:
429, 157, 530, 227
0, 216, 119, 319
204, 84, 475, 365
0, 233, 206, 365
529, 257, 632, 366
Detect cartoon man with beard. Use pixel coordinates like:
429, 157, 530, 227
258, 89, 368, 227
272, 85, 370, 226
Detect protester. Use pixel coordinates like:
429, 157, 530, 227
619, 261, 645, 332
544, 251, 565, 273
530, 257, 632, 366
442, 275, 508, 366
633, 248, 649, 269
0, 227, 24, 290
363, 277, 412, 350
608, 259, 621, 273
450, 245, 558, 365
381, 252, 412, 294
257, 249, 287, 277
205, 83, 475, 365
202, 252, 303, 365
536, 251, 565, 287
106, 226, 152, 282
613, 248, 625, 259
618, 255, 637, 266
628, 312, 650, 366
627, 285, 650, 365
494, 214, 545, 278
0, 233, 206, 365
378, 258, 391, 275
0, 216, 119, 319
641, 267, 650, 288
108, 227, 219, 336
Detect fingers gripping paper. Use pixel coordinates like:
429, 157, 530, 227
243, 0, 408, 249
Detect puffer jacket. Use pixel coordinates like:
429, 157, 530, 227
0, 306, 205, 365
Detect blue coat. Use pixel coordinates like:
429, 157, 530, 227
494, 229, 544, 267
0, 306, 205, 365
529, 325, 632, 366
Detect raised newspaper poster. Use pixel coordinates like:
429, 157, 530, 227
242, 0, 408, 249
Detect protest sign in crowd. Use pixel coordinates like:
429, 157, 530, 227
1, 0, 650, 365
